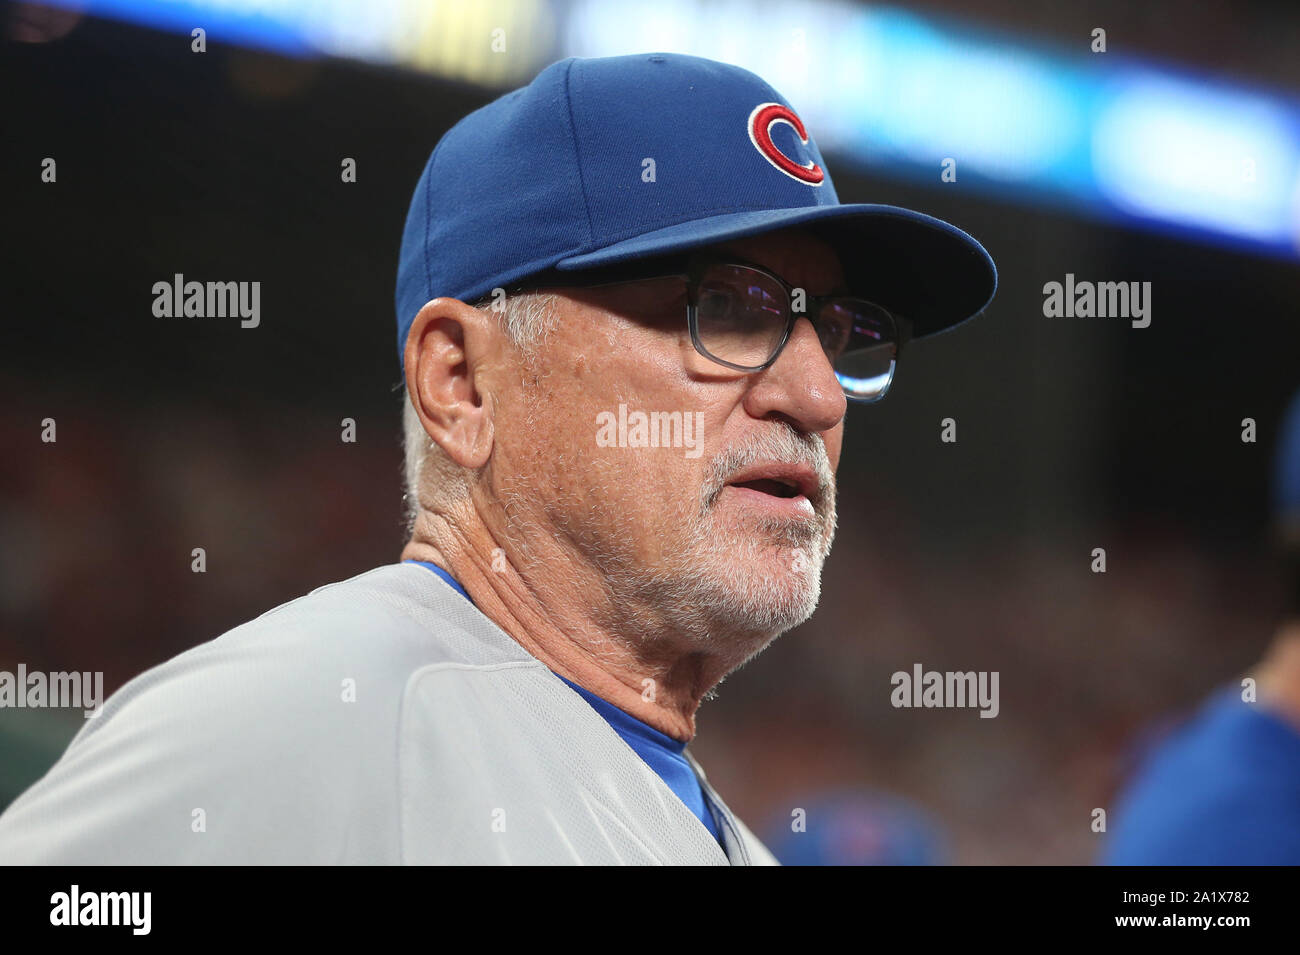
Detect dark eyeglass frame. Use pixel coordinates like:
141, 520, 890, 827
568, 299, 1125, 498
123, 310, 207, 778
501, 252, 913, 403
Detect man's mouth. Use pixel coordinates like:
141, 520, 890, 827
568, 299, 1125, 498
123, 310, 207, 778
732, 477, 802, 498
720, 463, 820, 517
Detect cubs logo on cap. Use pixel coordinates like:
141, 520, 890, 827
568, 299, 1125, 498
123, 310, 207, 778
747, 102, 824, 186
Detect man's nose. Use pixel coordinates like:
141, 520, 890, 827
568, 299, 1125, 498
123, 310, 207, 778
741, 316, 847, 432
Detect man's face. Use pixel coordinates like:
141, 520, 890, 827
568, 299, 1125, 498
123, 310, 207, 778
488, 229, 848, 651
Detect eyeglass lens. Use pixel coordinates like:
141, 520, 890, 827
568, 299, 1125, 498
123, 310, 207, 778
692, 264, 900, 401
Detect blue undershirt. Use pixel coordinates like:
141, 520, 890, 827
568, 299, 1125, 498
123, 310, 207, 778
405, 559, 723, 845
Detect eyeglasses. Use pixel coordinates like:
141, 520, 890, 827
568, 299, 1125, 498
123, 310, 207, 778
518, 253, 912, 403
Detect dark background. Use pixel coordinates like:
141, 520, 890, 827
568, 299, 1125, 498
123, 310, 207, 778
4, 1, 1300, 863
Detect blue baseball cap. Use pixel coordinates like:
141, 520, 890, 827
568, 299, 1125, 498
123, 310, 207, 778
395, 53, 997, 363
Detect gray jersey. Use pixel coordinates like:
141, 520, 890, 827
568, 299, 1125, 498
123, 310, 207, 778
0, 563, 777, 865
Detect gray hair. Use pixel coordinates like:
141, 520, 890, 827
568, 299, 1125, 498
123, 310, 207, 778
402, 291, 558, 534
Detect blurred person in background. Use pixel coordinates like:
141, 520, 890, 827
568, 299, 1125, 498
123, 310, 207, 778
761, 787, 947, 865
1103, 389, 1300, 865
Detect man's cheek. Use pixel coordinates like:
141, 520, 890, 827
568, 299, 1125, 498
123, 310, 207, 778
641, 464, 696, 558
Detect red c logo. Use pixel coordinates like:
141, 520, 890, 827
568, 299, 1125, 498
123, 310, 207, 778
747, 102, 825, 186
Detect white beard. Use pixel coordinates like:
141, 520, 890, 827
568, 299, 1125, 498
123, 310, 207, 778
580, 425, 838, 651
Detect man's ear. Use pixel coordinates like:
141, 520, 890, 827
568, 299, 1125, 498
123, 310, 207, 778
403, 297, 496, 470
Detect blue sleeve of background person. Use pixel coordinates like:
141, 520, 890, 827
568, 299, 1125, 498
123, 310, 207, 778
1103, 684, 1300, 865
404, 560, 724, 845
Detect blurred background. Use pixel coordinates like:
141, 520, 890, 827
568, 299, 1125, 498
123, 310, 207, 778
3, 0, 1300, 864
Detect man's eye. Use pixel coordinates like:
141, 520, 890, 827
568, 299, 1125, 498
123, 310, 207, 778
698, 290, 730, 315
630, 283, 686, 315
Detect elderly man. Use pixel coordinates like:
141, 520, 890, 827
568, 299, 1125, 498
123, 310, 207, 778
0, 53, 993, 864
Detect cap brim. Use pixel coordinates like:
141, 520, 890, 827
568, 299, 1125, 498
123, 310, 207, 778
556, 204, 996, 339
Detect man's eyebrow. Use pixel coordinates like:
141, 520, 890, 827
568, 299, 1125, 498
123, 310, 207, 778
723, 252, 848, 294
796, 274, 851, 297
